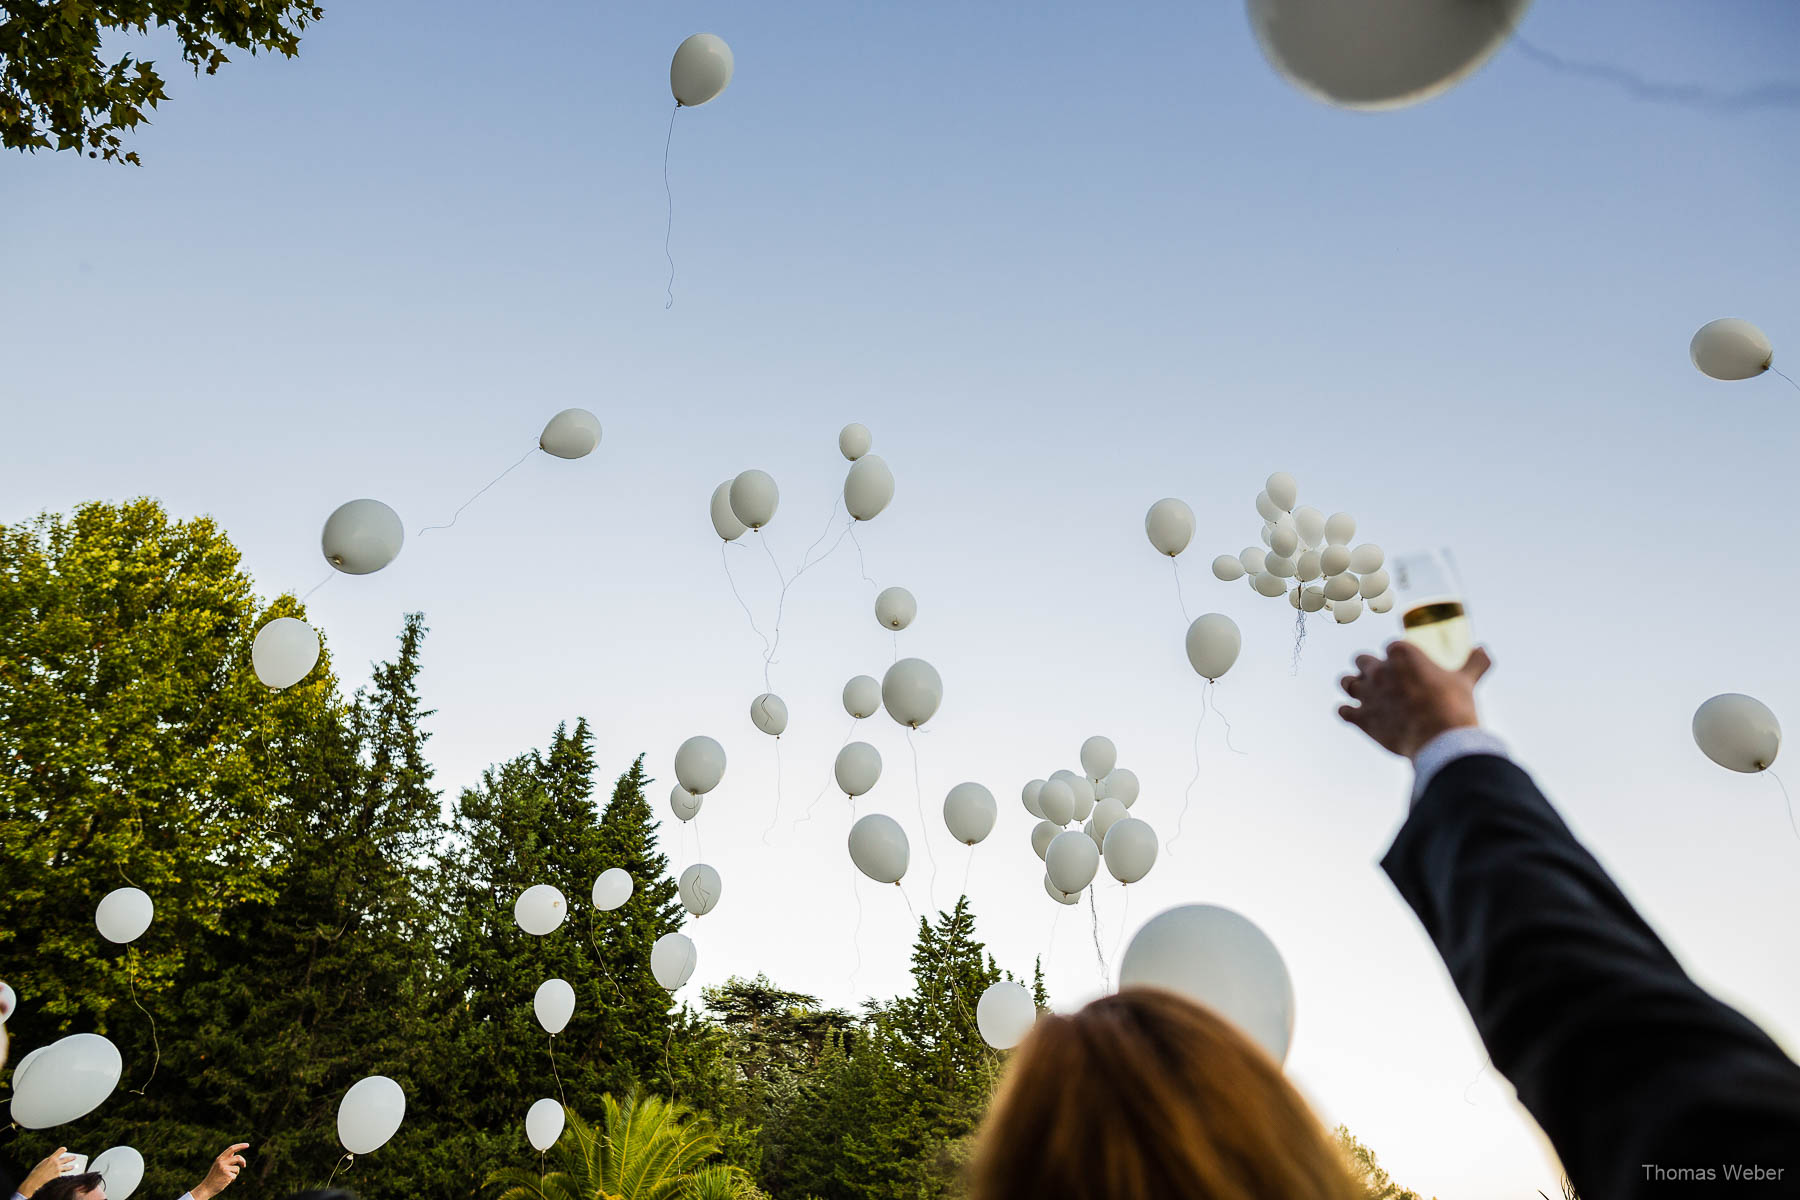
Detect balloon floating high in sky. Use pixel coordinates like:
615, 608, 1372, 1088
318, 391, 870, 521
670, 33, 734, 107
1690, 318, 1775, 382
321, 499, 404, 576
1692, 694, 1781, 773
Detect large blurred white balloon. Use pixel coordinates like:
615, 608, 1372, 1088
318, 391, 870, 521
729, 469, 779, 530
710, 481, 747, 542
321, 499, 403, 575
526, 1097, 565, 1151
534, 978, 576, 1034
9, 1033, 121, 1128
1030, 820, 1061, 860
1045, 830, 1099, 894
1101, 767, 1140, 807
944, 783, 997, 845
839, 423, 872, 461
538, 408, 602, 460
1144, 499, 1195, 557
652, 932, 698, 991
875, 586, 917, 630
882, 658, 942, 728
1119, 904, 1295, 1064
91, 1147, 145, 1200
1021, 779, 1047, 819
844, 454, 896, 521
1045, 874, 1080, 905
843, 675, 881, 719
1247, 0, 1530, 111
591, 868, 633, 911
1103, 818, 1158, 884
835, 742, 882, 797
1080, 736, 1117, 781
95, 887, 153, 944
1692, 694, 1781, 773
750, 693, 788, 737
1691, 318, 1773, 381
252, 618, 320, 690
1185, 614, 1241, 681
670, 784, 703, 823
976, 981, 1037, 1050
1264, 472, 1298, 511
674, 735, 726, 795
1036, 778, 1075, 826
679, 863, 722, 917
1212, 555, 1247, 582
670, 33, 733, 106
848, 814, 909, 884
515, 885, 567, 936
337, 1075, 406, 1155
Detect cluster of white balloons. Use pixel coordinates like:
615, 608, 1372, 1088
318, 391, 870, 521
1691, 318, 1776, 382
1022, 737, 1160, 907
1202, 473, 1393, 625
1692, 693, 1782, 774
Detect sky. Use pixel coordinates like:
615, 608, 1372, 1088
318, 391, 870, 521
4, 0, 1800, 1195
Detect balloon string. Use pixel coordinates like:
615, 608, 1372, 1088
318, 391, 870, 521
297, 571, 335, 605
664, 1026, 676, 1098
1773, 367, 1800, 395
1291, 597, 1309, 675
849, 522, 879, 595
1769, 770, 1800, 843
1171, 558, 1192, 626
795, 716, 858, 831
1510, 35, 1800, 113
891, 631, 899, 664
1464, 1052, 1492, 1106
326, 1152, 354, 1190
908, 728, 938, 914
1168, 697, 1207, 855
416, 447, 539, 536
848, 860, 865, 997
762, 737, 783, 846
663, 103, 678, 310
1044, 906, 1062, 976
549, 1033, 567, 1108
1087, 886, 1108, 985
1114, 886, 1131, 967
1210, 682, 1248, 756
761, 509, 855, 692
721, 542, 774, 661
898, 882, 917, 923
124, 946, 160, 1094
959, 843, 974, 904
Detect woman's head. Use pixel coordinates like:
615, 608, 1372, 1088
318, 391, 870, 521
35, 1173, 107, 1200
970, 987, 1358, 1200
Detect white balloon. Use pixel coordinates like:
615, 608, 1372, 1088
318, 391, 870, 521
839, 422, 872, 461
1045, 830, 1100, 894
1021, 779, 1047, 819
1036, 778, 1075, 826
1333, 597, 1364, 623
679, 863, 723, 917
251, 618, 320, 690
1119, 904, 1295, 1064
1083, 817, 1104, 849
1252, 572, 1287, 598
710, 481, 746, 542
1294, 550, 1322, 582
591, 868, 633, 911
1368, 589, 1396, 614
0, 979, 15, 1023
1103, 817, 1159, 884
90, 1147, 145, 1200
1294, 506, 1326, 547
651, 932, 697, 991
321, 499, 403, 576
526, 1097, 565, 1152
1101, 767, 1140, 808
1324, 512, 1356, 546
670, 784, 703, 823
538, 408, 602, 460
1320, 544, 1351, 576
1254, 491, 1283, 522
1693, 694, 1781, 773
844, 454, 896, 522
670, 33, 733, 107
1259, 522, 1275, 548
1238, 546, 1267, 576
1349, 543, 1385, 574
1358, 569, 1390, 599
875, 586, 917, 631
1265, 555, 1296, 580
1031, 819, 1061, 860
8, 1033, 121, 1128
95, 887, 153, 944
1144, 499, 1196, 558
976, 980, 1037, 1050
944, 782, 997, 845
882, 658, 942, 728
843, 675, 881, 719
534, 978, 575, 1034
1300, 586, 1326, 613
337, 1075, 406, 1155
728, 469, 779, 530
1067, 775, 1097, 822
1247, 0, 1530, 111
1269, 526, 1299, 558
1264, 472, 1298, 511
848, 813, 909, 884
1091, 796, 1129, 843
1691, 318, 1774, 381
834, 741, 882, 797
1212, 555, 1247, 582
514, 884, 567, 936
674, 735, 726, 795
749, 693, 788, 737
1045, 874, 1081, 905
1080, 736, 1117, 781
1185, 613, 1241, 681
1324, 573, 1360, 602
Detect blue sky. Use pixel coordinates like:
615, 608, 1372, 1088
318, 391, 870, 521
5, 1, 1800, 1195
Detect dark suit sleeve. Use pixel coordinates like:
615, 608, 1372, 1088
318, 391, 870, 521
1382, 754, 1800, 1197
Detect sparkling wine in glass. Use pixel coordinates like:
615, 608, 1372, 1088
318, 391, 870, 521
1392, 549, 1472, 670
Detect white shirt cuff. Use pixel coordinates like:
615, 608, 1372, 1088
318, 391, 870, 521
1411, 726, 1508, 802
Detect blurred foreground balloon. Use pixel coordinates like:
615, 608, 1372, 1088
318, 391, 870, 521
91, 1147, 145, 1200
9, 1033, 121, 1128
1119, 904, 1295, 1064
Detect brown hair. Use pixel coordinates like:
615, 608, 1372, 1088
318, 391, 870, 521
970, 987, 1360, 1200
35, 1174, 107, 1200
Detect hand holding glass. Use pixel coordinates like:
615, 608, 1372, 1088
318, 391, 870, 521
1392, 549, 1472, 670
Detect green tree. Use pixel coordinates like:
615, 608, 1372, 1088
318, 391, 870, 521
485, 1095, 759, 1200
1, 0, 324, 163
1334, 1126, 1432, 1200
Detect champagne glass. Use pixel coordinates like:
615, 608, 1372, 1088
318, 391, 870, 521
1391, 549, 1472, 670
